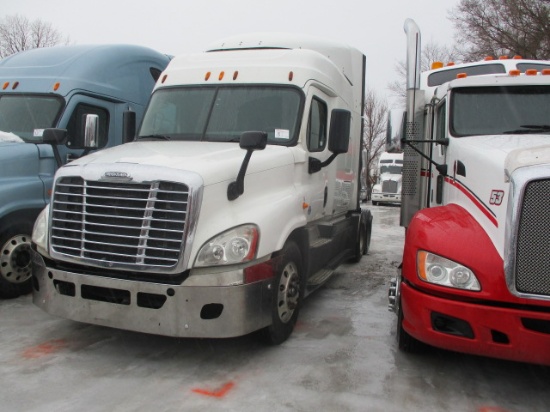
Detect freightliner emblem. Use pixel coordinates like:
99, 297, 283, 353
102, 171, 133, 181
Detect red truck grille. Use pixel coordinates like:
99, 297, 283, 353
50, 176, 189, 269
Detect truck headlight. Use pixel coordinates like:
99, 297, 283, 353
195, 224, 259, 267
417, 251, 480, 291
32, 205, 50, 257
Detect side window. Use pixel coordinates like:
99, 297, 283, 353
307, 97, 327, 152
66, 104, 109, 148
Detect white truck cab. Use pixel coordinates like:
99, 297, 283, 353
31, 34, 372, 344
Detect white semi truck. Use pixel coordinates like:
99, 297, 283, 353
371, 151, 403, 206
31, 34, 373, 344
388, 19, 550, 365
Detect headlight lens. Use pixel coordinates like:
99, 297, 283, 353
417, 251, 480, 291
195, 224, 259, 267
32, 205, 50, 256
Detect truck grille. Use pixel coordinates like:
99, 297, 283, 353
382, 180, 398, 194
515, 179, 550, 296
50, 176, 189, 269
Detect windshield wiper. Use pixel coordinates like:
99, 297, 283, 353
138, 134, 171, 140
503, 125, 550, 134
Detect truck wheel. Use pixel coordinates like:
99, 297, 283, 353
0, 224, 34, 299
260, 241, 303, 345
396, 301, 425, 353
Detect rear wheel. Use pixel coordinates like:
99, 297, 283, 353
261, 241, 303, 345
0, 223, 34, 299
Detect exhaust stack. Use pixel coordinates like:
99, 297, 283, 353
400, 19, 426, 227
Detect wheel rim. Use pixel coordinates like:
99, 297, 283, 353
0, 234, 32, 284
277, 261, 300, 324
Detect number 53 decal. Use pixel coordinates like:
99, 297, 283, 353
490, 190, 504, 205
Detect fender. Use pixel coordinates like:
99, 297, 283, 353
402, 203, 513, 302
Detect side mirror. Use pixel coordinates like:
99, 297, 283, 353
42, 128, 67, 167
83, 114, 99, 149
328, 109, 351, 154
240, 130, 268, 150
228, 131, 267, 201
309, 109, 351, 174
42, 128, 67, 145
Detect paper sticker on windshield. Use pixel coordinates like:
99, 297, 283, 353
275, 129, 289, 139
34, 129, 44, 137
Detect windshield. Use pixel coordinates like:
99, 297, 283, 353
139, 85, 303, 145
451, 86, 550, 137
380, 165, 402, 174
0, 94, 63, 142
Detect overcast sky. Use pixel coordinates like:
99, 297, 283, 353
3, 0, 459, 107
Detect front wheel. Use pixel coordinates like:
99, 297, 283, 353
396, 297, 425, 353
260, 241, 303, 345
0, 223, 34, 299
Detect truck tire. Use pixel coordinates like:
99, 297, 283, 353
350, 211, 372, 263
260, 241, 303, 345
0, 223, 34, 299
396, 301, 426, 353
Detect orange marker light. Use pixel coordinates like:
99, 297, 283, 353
446, 62, 455, 67
456, 73, 467, 79
12, 81, 19, 90
233, 71, 238, 80
288, 71, 294, 81
484, 56, 494, 61
525, 69, 538, 76
431, 62, 443, 70
218, 71, 225, 81
204, 72, 211, 81
302, 202, 309, 210
2, 82, 9, 90
542, 69, 550, 76
509, 69, 521, 76
161, 74, 168, 83
53, 82, 60, 91
499, 56, 509, 60
513, 55, 522, 59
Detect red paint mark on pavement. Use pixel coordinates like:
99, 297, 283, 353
22, 339, 68, 359
192, 381, 235, 398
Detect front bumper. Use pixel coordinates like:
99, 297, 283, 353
31, 250, 272, 338
372, 193, 401, 203
401, 282, 550, 365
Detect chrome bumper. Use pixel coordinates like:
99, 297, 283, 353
31, 250, 272, 338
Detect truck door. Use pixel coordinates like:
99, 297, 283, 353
303, 92, 330, 222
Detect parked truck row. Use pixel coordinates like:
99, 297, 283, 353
5, 21, 550, 363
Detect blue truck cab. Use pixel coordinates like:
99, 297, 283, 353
0, 44, 170, 298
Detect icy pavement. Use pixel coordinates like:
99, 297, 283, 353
1, 204, 549, 411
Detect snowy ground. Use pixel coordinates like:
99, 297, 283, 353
1, 204, 549, 411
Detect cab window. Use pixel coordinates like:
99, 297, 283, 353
307, 97, 327, 152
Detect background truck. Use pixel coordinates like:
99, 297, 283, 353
388, 19, 550, 365
371, 151, 403, 206
31, 33, 373, 344
0, 44, 170, 298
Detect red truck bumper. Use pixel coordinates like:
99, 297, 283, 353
401, 282, 550, 365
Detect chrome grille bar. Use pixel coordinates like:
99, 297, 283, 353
50, 177, 189, 269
